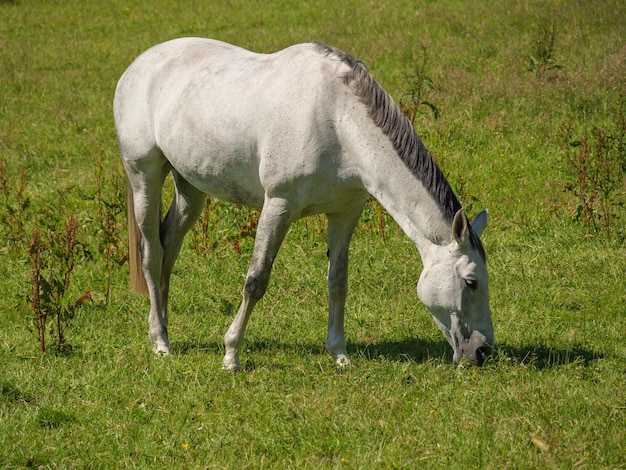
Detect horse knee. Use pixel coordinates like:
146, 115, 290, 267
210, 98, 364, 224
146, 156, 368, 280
243, 271, 270, 301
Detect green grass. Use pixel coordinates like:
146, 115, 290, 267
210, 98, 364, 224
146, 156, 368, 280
1, 0, 625, 468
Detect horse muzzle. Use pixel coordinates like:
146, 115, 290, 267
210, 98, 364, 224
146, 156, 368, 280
460, 330, 492, 366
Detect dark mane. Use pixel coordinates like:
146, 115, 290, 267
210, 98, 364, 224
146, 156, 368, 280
313, 41, 461, 224
313, 42, 484, 258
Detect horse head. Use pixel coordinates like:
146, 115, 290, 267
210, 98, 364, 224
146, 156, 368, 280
417, 209, 493, 365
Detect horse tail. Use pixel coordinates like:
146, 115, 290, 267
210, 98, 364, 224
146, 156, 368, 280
126, 175, 148, 295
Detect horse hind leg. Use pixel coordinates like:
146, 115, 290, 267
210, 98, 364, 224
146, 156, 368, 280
222, 197, 293, 371
126, 160, 172, 355
159, 171, 207, 327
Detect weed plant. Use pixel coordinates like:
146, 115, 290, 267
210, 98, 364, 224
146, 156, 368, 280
0, 156, 28, 250
28, 215, 84, 353
0, 0, 624, 468
529, 19, 562, 79
400, 42, 439, 124
560, 113, 626, 238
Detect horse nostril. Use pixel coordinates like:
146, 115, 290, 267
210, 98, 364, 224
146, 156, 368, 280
467, 344, 492, 366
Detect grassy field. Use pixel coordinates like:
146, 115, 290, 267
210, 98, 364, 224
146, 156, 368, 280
1, 0, 625, 468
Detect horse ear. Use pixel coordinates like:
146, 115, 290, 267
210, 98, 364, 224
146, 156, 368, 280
471, 209, 488, 238
452, 209, 468, 245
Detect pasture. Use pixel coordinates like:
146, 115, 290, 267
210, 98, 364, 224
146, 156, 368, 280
1, 0, 624, 468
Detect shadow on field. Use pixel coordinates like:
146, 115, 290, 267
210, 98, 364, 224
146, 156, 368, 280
172, 337, 452, 364
352, 340, 605, 369
496, 343, 604, 369
173, 338, 604, 370
350, 337, 452, 363
349, 340, 605, 369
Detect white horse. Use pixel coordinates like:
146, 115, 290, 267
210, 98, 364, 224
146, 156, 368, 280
114, 38, 493, 370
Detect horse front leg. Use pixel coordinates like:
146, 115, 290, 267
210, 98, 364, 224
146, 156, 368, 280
222, 197, 293, 371
326, 199, 366, 366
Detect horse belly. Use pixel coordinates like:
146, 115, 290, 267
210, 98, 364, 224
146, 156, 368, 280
155, 95, 266, 207
168, 145, 265, 209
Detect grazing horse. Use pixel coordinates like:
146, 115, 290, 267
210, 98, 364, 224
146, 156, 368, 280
114, 38, 493, 370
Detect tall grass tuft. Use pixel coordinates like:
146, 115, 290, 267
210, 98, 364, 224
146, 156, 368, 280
400, 42, 439, 125
529, 19, 562, 79
0, 156, 29, 250
559, 112, 626, 238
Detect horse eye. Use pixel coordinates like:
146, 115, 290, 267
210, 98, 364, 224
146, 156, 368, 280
464, 278, 478, 290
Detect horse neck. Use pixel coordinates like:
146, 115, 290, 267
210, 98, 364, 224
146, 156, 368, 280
341, 113, 454, 256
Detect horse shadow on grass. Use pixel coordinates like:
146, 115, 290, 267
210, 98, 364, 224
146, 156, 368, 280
173, 337, 603, 370
494, 343, 604, 368
351, 339, 604, 369
171, 337, 449, 367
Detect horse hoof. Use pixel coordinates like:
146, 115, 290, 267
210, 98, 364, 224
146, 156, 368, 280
222, 355, 241, 371
334, 354, 350, 367
152, 341, 171, 356
154, 348, 171, 357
